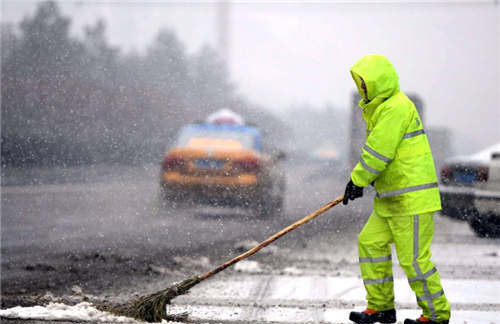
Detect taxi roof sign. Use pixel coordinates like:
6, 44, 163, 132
206, 108, 244, 125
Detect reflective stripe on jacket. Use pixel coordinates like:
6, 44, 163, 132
350, 55, 441, 217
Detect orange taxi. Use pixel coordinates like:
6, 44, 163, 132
160, 120, 285, 217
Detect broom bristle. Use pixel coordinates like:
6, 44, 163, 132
98, 276, 201, 322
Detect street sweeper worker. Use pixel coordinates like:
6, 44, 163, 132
342, 54, 451, 324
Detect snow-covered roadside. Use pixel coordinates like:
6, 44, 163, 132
168, 304, 499, 324
0, 302, 182, 323
174, 274, 500, 306
166, 273, 499, 323
2, 299, 497, 324
0, 302, 134, 322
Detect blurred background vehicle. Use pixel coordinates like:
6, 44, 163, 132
439, 143, 500, 221
471, 150, 500, 238
160, 109, 286, 218
309, 146, 340, 166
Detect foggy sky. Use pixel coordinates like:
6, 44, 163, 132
2, 0, 499, 154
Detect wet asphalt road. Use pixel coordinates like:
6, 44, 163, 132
1, 161, 368, 306
2, 162, 499, 324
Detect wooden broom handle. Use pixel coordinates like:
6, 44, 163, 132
199, 194, 344, 281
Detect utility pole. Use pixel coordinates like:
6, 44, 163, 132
216, 1, 230, 65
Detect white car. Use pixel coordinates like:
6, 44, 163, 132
439, 143, 500, 221
471, 150, 500, 237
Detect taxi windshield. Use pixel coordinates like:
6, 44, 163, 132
175, 125, 258, 150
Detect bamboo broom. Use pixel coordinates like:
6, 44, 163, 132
99, 194, 344, 322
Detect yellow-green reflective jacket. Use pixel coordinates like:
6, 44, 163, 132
350, 54, 441, 217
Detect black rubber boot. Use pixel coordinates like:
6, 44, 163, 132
349, 309, 396, 324
404, 316, 449, 324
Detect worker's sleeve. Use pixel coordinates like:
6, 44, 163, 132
350, 105, 409, 187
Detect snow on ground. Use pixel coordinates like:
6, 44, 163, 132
173, 275, 500, 306
0, 302, 186, 323
168, 304, 498, 324
0, 302, 134, 322
170, 275, 499, 323
1, 298, 497, 324
281, 266, 304, 275
234, 260, 263, 273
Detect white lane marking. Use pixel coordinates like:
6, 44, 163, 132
180, 275, 500, 305
169, 305, 499, 324
241, 275, 273, 321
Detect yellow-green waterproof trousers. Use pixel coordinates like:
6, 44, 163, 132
358, 212, 451, 321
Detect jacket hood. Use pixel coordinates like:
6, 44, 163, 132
350, 54, 400, 104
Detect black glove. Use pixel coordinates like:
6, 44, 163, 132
343, 180, 364, 205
